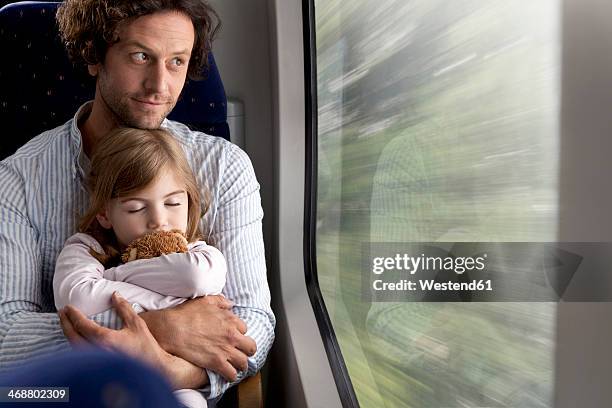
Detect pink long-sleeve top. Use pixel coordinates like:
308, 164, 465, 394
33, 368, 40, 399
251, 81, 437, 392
53, 233, 227, 316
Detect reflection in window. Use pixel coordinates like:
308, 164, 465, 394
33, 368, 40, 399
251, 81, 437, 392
315, 1, 559, 406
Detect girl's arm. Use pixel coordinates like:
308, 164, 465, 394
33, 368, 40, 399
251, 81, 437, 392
53, 233, 188, 316
102, 240, 227, 298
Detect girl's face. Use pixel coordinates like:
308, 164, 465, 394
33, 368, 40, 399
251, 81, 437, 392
96, 167, 189, 247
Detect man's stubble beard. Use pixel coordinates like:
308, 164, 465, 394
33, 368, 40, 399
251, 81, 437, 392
98, 73, 174, 130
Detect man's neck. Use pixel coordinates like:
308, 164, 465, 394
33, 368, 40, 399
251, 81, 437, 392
78, 98, 118, 159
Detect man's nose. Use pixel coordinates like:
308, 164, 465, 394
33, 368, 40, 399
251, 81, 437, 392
144, 61, 169, 95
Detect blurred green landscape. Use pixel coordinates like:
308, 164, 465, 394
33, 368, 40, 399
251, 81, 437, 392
314, 0, 560, 406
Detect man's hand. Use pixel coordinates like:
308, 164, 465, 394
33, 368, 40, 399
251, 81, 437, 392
140, 295, 257, 382
58, 292, 208, 389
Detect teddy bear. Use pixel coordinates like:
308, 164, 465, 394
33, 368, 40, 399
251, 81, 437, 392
121, 229, 189, 263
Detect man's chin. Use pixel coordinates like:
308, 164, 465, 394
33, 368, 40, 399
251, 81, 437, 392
113, 101, 173, 129
122, 115, 166, 130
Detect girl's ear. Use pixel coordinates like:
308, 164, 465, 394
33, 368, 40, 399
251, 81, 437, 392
96, 210, 113, 229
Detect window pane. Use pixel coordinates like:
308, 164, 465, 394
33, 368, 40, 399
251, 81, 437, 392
314, 1, 560, 407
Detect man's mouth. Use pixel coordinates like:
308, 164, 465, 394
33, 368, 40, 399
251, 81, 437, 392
132, 98, 169, 106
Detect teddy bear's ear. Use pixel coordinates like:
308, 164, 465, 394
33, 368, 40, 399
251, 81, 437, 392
96, 211, 113, 229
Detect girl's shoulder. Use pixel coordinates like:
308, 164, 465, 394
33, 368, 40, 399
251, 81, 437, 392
187, 239, 209, 251
64, 232, 105, 254
188, 239, 224, 252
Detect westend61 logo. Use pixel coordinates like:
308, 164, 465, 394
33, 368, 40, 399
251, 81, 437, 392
362, 242, 592, 302
371, 253, 487, 275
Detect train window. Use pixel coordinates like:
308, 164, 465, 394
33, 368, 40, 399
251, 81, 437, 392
311, 0, 560, 406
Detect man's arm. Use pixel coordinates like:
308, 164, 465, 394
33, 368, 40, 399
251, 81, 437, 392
0, 163, 127, 368
205, 145, 275, 397
140, 295, 253, 380
0, 162, 71, 368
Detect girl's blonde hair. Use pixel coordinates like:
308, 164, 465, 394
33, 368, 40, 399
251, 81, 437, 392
80, 127, 207, 267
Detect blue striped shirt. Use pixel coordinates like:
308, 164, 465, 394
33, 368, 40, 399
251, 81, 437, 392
0, 102, 275, 399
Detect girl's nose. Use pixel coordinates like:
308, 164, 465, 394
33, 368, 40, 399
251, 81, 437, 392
147, 208, 167, 230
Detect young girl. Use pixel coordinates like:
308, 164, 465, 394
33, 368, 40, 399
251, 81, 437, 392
53, 127, 225, 408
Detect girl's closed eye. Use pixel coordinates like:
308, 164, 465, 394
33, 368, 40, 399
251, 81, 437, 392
122, 201, 145, 213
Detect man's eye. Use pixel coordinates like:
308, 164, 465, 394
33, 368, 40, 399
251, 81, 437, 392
170, 57, 185, 67
131, 52, 148, 62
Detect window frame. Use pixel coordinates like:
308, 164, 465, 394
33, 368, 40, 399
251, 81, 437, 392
302, 0, 360, 407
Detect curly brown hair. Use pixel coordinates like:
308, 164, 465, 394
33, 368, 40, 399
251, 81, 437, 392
56, 0, 221, 80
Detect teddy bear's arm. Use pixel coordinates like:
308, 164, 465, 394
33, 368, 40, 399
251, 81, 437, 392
104, 242, 227, 298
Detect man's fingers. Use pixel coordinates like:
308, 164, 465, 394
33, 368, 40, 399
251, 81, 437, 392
201, 295, 233, 309
58, 309, 86, 344
111, 292, 138, 326
233, 315, 247, 334
63, 304, 109, 342
215, 359, 239, 382
226, 348, 249, 373
217, 297, 234, 310
235, 333, 257, 357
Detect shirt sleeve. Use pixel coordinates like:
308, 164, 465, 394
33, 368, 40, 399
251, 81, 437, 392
0, 162, 71, 369
201, 144, 276, 399
103, 241, 226, 298
53, 233, 194, 316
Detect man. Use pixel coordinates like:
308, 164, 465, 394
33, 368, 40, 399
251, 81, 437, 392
0, 0, 275, 402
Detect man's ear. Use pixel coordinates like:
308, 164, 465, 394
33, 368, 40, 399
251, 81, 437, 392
87, 64, 100, 77
96, 211, 112, 229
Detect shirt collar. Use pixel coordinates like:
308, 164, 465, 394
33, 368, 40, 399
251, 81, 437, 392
69, 101, 94, 180
161, 117, 170, 129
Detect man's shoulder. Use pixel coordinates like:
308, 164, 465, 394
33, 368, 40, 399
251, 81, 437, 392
163, 119, 233, 150
3, 120, 73, 166
163, 119, 254, 170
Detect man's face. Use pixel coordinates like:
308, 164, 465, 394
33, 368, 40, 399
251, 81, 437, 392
91, 11, 195, 129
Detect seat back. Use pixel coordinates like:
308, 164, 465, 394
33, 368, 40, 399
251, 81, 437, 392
0, 1, 229, 160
